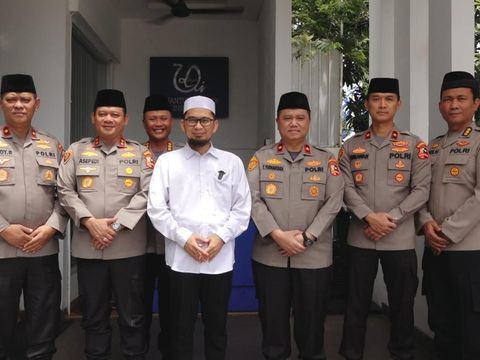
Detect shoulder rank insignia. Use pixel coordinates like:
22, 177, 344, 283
143, 150, 155, 169
266, 158, 282, 165
63, 149, 73, 164
328, 159, 340, 176
305, 160, 322, 167
248, 156, 259, 172
167, 140, 174, 152
416, 141, 429, 159
352, 147, 367, 154
462, 127, 473, 137
2, 127, 11, 137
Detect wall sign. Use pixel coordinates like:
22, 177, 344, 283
150, 57, 229, 118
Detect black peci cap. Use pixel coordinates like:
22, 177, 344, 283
367, 78, 400, 97
277, 91, 310, 113
143, 95, 171, 113
1, 74, 36, 95
441, 71, 479, 98
93, 89, 127, 112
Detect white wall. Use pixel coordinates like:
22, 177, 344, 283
116, 18, 259, 163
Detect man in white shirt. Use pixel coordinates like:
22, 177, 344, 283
147, 95, 251, 360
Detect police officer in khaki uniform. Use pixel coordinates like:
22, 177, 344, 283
0, 74, 67, 360
247, 92, 344, 360
418, 71, 480, 360
58, 89, 152, 360
338, 78, 431, 360
142, 95, 176, 358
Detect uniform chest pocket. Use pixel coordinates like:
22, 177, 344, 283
36, 157, 58, 186
442, 154, 469, 184
0, 157, 15, 186
117, 165, 140, 194
260, 171, 284, 199
76, 165, 100, 192
387, 160, 411, 186
301, 172, 326, 200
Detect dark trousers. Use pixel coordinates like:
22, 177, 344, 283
252, 260, 332, 360
340, 246, 418, 360
0, 255, 61, 360
77, 255, 147, 360
168, 269, 233, 360
144, 253, 171, 358
422, 248, 480, 360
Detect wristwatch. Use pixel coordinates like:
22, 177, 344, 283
302, 232, 315, 247
111, 222, 122, 232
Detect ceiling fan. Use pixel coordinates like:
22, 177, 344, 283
155, 0, 244, 19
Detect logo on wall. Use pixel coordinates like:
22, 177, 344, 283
150, 57, 229, 118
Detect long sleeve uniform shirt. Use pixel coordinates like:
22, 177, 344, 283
147, 143, 251, 274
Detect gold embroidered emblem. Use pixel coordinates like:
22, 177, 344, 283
457, 140, 470, 147
309, 175, 321, 182
266, 158, 282, 165
0, 158, 11, 165
395, 160, 406, 169
265, 183, 277, 195
143, 150, 155, 169
352, 147, 367, 154
45, 159, 53, 165
305, 160, 322, 166
37, 144, 51, 149
354, 160, 362, 169
81, 151, 98, 157
391, 147, 409, 153
0, 141, 8, 148
37, 139, 50, 145
328, 159, 340, 176
450, 167, 460, 176
81, 176, 94, 189
44, 170, 54, 181
462, 127, 472, 137
394, 173, 404, 182
0, 169, 8, 182
431, 143, 440, 149
248, 156, 259, 172
267, 172, 276, 180
125, 167, 133, 175
124, 178, 134, 188
122, 152, 136, 158
79, 166, 96, 174
392, 141, 409, 147
309, 185, 319, 197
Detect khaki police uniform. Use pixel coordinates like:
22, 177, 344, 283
418, 122, 480, 359
248, 142, 344, 360
143, 139, 176, 356
57, 136, 152, 359
338, 126, 431, 360
0, 125, 67, 359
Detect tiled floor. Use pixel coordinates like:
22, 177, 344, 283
54, 313, 435, 359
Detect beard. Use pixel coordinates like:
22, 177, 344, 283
188, 138, 211, 149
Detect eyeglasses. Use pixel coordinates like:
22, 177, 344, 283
184, 117, 215, 127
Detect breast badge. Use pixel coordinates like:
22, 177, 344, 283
0, 141, 8, 148
265, 183, 277, 195
394, 173, 404, 182
305, 160, 322, 167
0, 169, 8, 182
79, 166, 96, 174
0, 158, 11, 165
395, 160, 406, 169
354, 172, 364, 184
353, 160, 362, 169
124, 178, 134, 188
81, 150, 98, 157
248, 156, 259, 172
122, 152, 136, 158
81, 176, 94, 189
450, 167, 460, 176
309, 175, 321, 182
44, 170, 54, 181
266, 158, 282, 165
125, 167, 133, 175
267, 172, 276, 180
309, 185, 319, 197
352, 147, 367, 154
456, 140, 470, 147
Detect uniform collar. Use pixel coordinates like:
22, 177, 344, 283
444, 121, 476, 147
275, 142, 313, 156
363, 125, 402, 149
183, 142, 218, 159
143, 139, 174, 153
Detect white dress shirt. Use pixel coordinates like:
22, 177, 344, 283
147, 143, 251, 274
